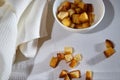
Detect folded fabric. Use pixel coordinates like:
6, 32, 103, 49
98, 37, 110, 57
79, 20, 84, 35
17, 0, 48, 57
9, 59, 34, 80
0, 0, 48, 79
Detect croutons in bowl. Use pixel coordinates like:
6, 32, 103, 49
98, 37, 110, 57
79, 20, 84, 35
53, 0, 105, 33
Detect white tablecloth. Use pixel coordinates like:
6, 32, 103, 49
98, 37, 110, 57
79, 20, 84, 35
9, 0, 120, 80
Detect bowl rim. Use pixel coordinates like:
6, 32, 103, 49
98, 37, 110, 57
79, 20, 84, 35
53, 0, 105, 32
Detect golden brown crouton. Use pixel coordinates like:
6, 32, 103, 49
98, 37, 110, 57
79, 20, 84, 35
69, 70, 81, 78
85, 4, 94, 12
61, 17, 71, 27
57, 11, 69, 20
74, 54, 82, 62
75, 8, 83, 14
58, 1, 71, 12
65, 54, 73, 62
86, 70, 93, 80
77, 2, 85, 9
59, 70, 68, 78
104, 47, 115, 58
79, 12, 89, 22
64, 75, 71, 80
81, 22, 90, 28
50, 57, 59, 68
64, 47, 73, 54
69, 59, 78, 68
68, 9, 76, 17
75, 22, 90, 29
71, 3, 76, 9
75, 24, 83, 29
74, 0, 82, 4
57, 53, 65, 61
70, 23, 75, 28
72, 14, 81, 24
105, 39, 114, 48
88, 12, 95, 25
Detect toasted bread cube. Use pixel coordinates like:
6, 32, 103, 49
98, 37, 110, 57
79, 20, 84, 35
74, 54, 82, 62
75, 8, 83, 14
58, 1, 71, 12
104, 47, 115, 58
50, 57, 59, 68
65, 54, 73, 62
71, 3, 76, 9
75, 22, 90, 29
105, 39, 114, 48
82, 22, 90, 28
62, 17, 71, 27
79, 12, 89, 22
57, 53, 65, 61
64, 75, 71, 80
64, 47, 73, 54
69, 59, 78, 68
68, 9, 75, 17
59, 70, 68, 78
75, 24, 83, 29
85, 4, 94, 12
88, 12, 95, 25
74, 0, 82, 4
70, 23, 75, 28
72, 14, 81, 24
77, 2, 85, 9
86, 70, 93, 80
69, 70, 81, 78
57, 11, 69, 20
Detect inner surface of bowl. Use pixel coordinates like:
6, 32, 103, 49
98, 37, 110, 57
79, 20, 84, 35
53, 0, 105, 32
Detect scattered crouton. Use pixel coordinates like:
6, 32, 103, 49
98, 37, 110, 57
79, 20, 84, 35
59, 70, 68, 78
57, 53, 65, 61
74, 54, 82, 62
65, 54, 73, 62
59, 70, 81, 80
105, 39, 114, 48
50, 57, 59, 68
104, 39, 115, 58
64, 47, 73, 54
104, 47, 115, 58
69, 70, 81, 78
86, 70, 93, 80
64, 75, 71, 80
69, 59, 78, 68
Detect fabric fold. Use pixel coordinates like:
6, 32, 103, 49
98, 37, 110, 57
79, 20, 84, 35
0, 0, 48, 79
17, 0, 48, 57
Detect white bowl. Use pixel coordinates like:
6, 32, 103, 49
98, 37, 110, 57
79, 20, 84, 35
53, 0, 105, 33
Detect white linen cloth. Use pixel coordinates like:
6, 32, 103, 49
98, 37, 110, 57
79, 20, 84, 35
9, 59, 34, 80
0, 0, 48, 80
